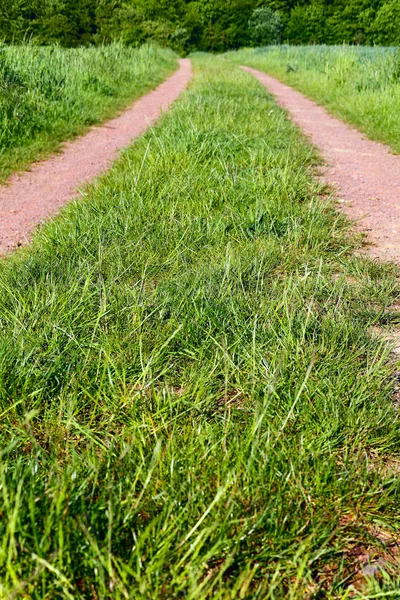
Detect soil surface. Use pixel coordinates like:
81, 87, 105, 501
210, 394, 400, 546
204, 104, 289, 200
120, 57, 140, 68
242, 66, 400, 263
0, 58, 192, 254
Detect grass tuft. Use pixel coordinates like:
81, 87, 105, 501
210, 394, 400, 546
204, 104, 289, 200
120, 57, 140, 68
0, 55, 399, 598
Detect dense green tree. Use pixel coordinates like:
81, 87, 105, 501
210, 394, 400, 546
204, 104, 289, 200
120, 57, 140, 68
248, 7, 282, 45
372, 0, 400, 45
34, 0, 97, 46
0, 0, 38, 42
0, 0, 399, 50
194, 0, 255, 51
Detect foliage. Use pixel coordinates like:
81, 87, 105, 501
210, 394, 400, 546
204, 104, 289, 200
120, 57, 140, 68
372, 0, 400, 46
0, 43, 176, 181
248, 7, 282, 46
0, 55, 399, 597
285, 4, 327, 45
1, 0, 400, 50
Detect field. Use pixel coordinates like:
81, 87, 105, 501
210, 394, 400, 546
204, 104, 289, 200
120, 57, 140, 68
0, 43, 176, 182
0, 53, 399, 598
229, 45, 400, 153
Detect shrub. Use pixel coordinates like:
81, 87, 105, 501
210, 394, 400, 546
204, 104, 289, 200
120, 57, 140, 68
248, 7, 282, 46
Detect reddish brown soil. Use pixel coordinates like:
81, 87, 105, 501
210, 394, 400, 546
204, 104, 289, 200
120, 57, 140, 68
242, 66, 400, 263
0, 58, 192, 254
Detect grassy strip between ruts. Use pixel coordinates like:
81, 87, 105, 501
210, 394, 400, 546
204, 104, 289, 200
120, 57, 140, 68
0, 54, 399, 599
226, 45, 400, 154
0, 43, 177, 182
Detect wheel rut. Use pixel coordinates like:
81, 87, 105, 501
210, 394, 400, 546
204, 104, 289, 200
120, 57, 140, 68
242, 66, 400, 263
0, 58, 192, 254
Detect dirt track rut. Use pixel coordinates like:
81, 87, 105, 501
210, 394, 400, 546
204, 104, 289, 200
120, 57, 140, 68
242, 66, 400, 263
0, 58, 192, 254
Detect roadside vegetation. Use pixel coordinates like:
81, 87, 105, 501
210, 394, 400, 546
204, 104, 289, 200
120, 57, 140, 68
0, 56, 399, 598
1, 0, 400, 51
230, 45, 400, 153
0, 43, 176, 181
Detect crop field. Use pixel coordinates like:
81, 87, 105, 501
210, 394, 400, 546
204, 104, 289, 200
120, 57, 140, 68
230, 45, 400, 153
0, 43, 176, 182
0, 53, 399, 598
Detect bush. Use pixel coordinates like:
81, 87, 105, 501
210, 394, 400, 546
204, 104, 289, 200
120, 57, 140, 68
248, 7, 282, 46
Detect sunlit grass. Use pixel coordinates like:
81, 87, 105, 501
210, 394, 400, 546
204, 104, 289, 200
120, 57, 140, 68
228, 45, 400, 153
0, 55, 399, 598
0, 43, 177, 181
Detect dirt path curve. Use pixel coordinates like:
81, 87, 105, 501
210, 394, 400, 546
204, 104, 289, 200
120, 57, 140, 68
242, 66, 400, 263
0, 58, 192, 254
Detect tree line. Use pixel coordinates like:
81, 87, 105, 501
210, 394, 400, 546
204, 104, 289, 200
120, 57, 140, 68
0, 0, 399, 51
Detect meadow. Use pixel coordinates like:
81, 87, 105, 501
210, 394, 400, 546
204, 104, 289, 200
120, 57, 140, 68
230, 45, 400, 153
0, 54, 399, 598
0, 43, 176, 181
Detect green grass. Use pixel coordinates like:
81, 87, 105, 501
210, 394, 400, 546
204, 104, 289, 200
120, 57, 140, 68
227, 45, 400, 154
0, 43, 177, 182
0, 54, 399, 598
